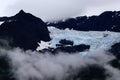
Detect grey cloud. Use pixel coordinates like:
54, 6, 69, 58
105, 65, 120, 80
3, 0, 84, 21
0, 47, 119, 80
1, 0, 120, 21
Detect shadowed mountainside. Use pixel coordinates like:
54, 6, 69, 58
0, 10, 51, 50
48, 11, 120, 32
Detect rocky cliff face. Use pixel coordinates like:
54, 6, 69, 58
0, 10, 51, 50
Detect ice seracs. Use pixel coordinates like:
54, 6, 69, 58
48, 26, 120, 52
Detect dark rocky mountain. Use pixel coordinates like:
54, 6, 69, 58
70, 64, 107, 80
0, 56, 15, 80
0, 17, 9, 21
53, 39, 90, 53
0, 10, 51, 50
109, 42, 120, 70
109, 42, 120, 59
48, 11, 120, 32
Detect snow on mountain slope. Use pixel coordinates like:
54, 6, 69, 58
0, 21, 4, 25
47, 26, 120, 53
37, 41, 51, 50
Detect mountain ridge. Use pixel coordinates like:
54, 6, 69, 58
48, 11, 120, 32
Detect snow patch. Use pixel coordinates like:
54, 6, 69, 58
0, 21, 4, 25
37, 41, 51, 51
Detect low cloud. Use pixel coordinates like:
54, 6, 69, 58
0, 46, 119, 80
0, 36, 119, 80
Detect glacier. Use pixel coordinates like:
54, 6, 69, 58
48, 26, 120, 52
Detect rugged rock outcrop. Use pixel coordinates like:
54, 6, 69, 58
70, 64, 107, 80
109, 42, 120, 70
40, 39, 90, 53
0, 17, 9, 21
0, 10, 51, 50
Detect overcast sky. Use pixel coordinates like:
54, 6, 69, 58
0, 0, 120, 21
